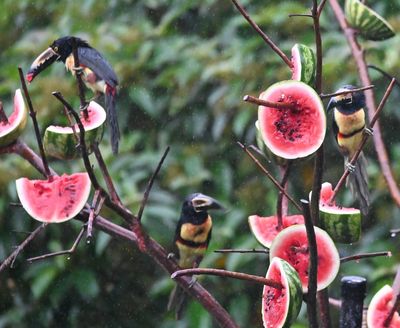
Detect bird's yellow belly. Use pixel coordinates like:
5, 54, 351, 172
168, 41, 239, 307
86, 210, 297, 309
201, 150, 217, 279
180, 217, 212, 244
334, 109, 365, 157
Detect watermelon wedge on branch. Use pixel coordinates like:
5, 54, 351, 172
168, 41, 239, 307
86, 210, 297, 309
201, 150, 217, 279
16, 172, 91, 223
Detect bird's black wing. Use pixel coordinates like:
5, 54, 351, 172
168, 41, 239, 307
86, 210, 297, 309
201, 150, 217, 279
78, 47, 118, 87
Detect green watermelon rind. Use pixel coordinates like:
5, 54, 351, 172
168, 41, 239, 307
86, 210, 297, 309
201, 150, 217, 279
269, 224, 340, 293
262, 257, 302, 328
313, 182, 362, 244
367, 285, 400, 327
15, 173, 91, 223
258, 80, 326, 160
0, 89, 27, 147
345, 0, 395, 41
319, 207, 361, 244
44, 101, 106, 160
291, 44, 316, 86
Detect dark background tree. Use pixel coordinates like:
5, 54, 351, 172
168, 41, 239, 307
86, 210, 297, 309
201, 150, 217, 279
0, 0, 400, 327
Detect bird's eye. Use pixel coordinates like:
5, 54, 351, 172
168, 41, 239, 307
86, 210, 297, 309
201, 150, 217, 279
53, 46, 59, 52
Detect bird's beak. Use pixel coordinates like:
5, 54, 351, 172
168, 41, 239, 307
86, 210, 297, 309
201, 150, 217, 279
191, 194, 225, 212
327, 98, 337, 112
26, 47, 59, 83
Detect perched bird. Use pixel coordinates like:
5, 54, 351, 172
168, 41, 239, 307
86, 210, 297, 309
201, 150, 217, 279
327, 85, 371, 215
26, 36, 120, 154
168, 193, 224, 319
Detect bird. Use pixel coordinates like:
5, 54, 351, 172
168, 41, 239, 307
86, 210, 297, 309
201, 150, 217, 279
327, 85, 371, 215
168, 193, 224, 320
26, 36, 120, 154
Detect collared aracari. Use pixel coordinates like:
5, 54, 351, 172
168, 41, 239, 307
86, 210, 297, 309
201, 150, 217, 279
327, 85, 370, 215
168, 193, 224, 319
26, 36, 120, 154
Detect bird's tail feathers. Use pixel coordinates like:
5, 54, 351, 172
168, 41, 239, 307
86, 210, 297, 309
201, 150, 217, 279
345, 152, 370, 216
167, 285, 187, 320
105, 87, 120, 155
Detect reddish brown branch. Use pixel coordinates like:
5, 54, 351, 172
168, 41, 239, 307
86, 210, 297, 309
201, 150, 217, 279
301, 199, 318, 328
340, 251, 391, 263
320, 85, 374, 99
214, 248, 269, 254
329, 0, 400, 207
93, 143, 123, 207
0, 223, 47, 272
71, 38, 89, 119
243, 95, 296, 110
27, 226, 86, 263
237, 141, 302, 211
172, 268, 283, 290
277, 162, 292, 229
18, 67, 52, 179
230, 0, 292, 68
137, 146, 170, 222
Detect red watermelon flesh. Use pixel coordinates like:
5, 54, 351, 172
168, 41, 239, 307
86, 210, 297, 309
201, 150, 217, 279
258, 80, 326, 160
262, 257, 302, 328
263, 259, 287, 327
249, 214, 304, 248
16, 173, 91, 223
270, 225, 340, 292
367, 285, 400, 328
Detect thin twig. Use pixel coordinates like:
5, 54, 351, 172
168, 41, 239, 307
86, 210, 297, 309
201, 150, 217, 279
171, 268, 283, 290
0, 223, 47, 272
0, 102, 9, 123
320, 85, 374, 99
340, 251, 391, 263
137, 146, 170, 222
93, 142, 123, 207
389, 266, 400, 321
18, 67, 51, 179
243, 95, 296, 110
87, 189, 105, 240
301, 199, 318, 328
214, 248, 269, 254
71, 38, 89, 119
237, 141, 302, 211
27, 226, 86, 263
367, 65, 400, 88
277, 162, 292, 229
230, 0, 292, 68
329, 0, 400, 207
328, 79, 396, 204
288, 14, 314, 18
384, 293, 400, 327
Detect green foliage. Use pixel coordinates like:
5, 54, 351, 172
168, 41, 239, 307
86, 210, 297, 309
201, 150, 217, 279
0, 0, 400, 327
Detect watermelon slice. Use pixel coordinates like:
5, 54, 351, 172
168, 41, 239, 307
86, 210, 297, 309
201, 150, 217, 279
317, 182, 361, 244
249, 214, 304, 248
262, 257, 302, 328
258, 80, 326, 160
16, 173, 91, 223
345, 0, 395, 41
269, 224, 340, 292
291, 44, 316, 86
367, 285, 400, 328
43, 101, 106, 160
0, 89, 27, 147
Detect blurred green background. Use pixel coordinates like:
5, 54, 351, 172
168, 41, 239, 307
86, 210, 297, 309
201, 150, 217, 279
1, 0, 400, 327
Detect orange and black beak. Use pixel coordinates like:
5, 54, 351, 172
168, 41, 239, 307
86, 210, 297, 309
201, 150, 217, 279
26, 47, 59, 83
191, 193, 225, 213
